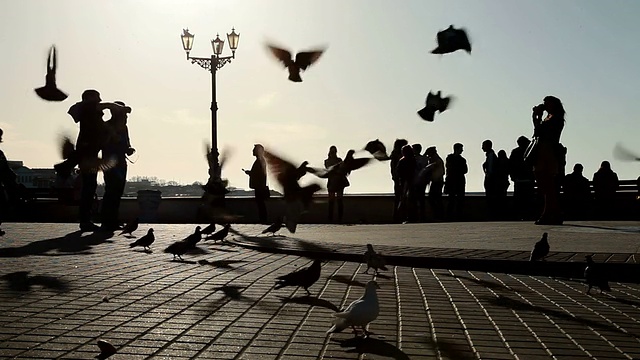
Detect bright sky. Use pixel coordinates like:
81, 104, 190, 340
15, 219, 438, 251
1, 0, 638, 193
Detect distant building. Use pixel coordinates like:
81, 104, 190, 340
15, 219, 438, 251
8, 160, 57, 189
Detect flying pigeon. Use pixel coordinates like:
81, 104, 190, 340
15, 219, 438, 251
35, 45, 68, 102
267, 44, 326, 82
364, 139, 390, 161
205, 223, 231, 242
613, 143, 640, 162
417, 91, 452, 122
431, 25, 472, 55
584, 255, 611, 294
530, 232, 550, 261
274, 259, 322, 295
60, 136, 75, 160
183, 226, 203, 247
164, 240, 191, 261
308, 150, 372, 180
262, 219, 285, 236
129, 228, 155, 250
119, 218, 139, 237
263, 150, 322, 233
327, 280, 380, 336
201, 144, 233, 196
364, 244, 388, 275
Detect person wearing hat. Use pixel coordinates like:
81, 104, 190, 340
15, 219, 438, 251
100, 101, 135, 231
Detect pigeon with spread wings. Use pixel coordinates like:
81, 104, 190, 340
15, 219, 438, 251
431, 25, 472, 55
263, 149, 322, 233
364, 139, 390, 161
267, 44, 325, 82
417, 91, 453, 122
308, 150, 372, 180
35, 45, 68, 102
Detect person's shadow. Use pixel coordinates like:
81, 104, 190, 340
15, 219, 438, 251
0, 230, 114, 257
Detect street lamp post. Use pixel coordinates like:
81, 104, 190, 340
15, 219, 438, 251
180, 28, 239, 185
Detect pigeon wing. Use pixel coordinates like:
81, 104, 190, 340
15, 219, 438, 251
295, 49, 325, 70
267, 45, 294, 67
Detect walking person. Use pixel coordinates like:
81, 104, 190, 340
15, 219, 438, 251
509, 136, 535, 220
0, 128, 22, 234
481, 139, 499, 219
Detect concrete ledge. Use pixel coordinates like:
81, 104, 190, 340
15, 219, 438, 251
10, 193, 640, 224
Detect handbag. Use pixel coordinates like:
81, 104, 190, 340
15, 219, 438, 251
523, 137, 539, 166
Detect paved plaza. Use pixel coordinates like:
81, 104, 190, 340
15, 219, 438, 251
0, 222, 639, 359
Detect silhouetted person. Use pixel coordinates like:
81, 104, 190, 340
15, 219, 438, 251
412, 143, 429, 222
63, 90, 127, 232
324, 146, 348, 223
563, 163, 590, 220
482, 139, 499, 219
593, 161, 619, 220
530, 96, 566, 225
100, 101, 135, 231
424, 146, 445, 221
445, 143, 467, 220
396, 145, 417, 223
245, 144, 268, 224
0, 128, 21, 232
509, 136, 535, 220
495, 149, 510, 219
390, 139, 408, 222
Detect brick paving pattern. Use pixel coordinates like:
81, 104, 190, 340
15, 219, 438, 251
0, 223, 639, 359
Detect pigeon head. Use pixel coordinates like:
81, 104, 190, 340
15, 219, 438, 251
542, 233, 548, 241
345, 150, 355, 159
366, 244, 374, 251
195, 226, 201, 231
148, 228, 154, 234
300, 161, 309, 167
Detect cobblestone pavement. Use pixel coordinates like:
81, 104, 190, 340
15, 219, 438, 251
0, 223, 639, 359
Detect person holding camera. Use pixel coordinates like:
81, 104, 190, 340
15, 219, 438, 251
529, 96, 566, 225
100, 101, 135, 231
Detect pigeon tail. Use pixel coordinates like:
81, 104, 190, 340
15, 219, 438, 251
327, 318, 349, 334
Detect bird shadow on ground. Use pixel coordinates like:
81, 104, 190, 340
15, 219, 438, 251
441, 273, 526, 293
185, 246, 209, 256
198, 259, 246, 269
422, 336, 476, 360
607, 296, 640, 307
278, 295, 340, 311
329, 274, 367, 288
334, 336, 410, 360
1, 271, 70, 294
563, 223, 640, 234
229, 228, 333, 254
486, 295, 638, 338
121, 234, 137, 239
0, 230, 114, 257
132, 249, 153, 254
169, 259, 197, 264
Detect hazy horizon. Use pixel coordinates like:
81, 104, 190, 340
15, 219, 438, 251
1, 0, 639, 194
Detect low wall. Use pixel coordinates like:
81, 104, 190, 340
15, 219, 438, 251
9, 193, 640, 224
